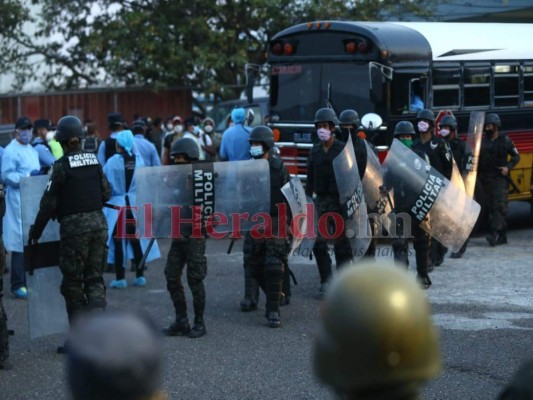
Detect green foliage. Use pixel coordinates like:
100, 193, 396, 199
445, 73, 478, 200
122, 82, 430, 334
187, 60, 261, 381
1, 0, 439, 98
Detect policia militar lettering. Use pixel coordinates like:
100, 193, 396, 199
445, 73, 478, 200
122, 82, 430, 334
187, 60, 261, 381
28, 116, 112, 344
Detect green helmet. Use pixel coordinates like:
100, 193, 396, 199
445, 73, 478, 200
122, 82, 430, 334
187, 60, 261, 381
314, 108, 338, 127
438, 115, 457, 130
394, 121, 416, 137
170, 138, 199, 161
314, 261, 441, 397
339, 109, 360, 127
55, 116, 84, 143
249, 125, 274, 149
485, 113, 502, 128
416, 109, 435, 124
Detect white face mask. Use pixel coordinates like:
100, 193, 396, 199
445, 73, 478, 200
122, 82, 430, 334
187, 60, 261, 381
440, 128, 450, 137
46, 131, 55, 142
417, 121, 430, 133
204, 125, 213, 133
175, 125, 183, 134
166, 123, 173, 131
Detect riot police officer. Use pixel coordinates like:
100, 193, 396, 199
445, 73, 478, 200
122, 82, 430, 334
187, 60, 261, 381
29, 116, 111, 336
163, 138, 207, 338
384, 121, 432, 289
242, 126, 290, 327
478, 113, 520, 246
414, 109, 452, 267
314, 261, 441, 399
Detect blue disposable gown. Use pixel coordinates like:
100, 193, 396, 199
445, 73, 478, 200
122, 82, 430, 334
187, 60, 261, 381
103, 153, 160, 266
2, 139, 40, 252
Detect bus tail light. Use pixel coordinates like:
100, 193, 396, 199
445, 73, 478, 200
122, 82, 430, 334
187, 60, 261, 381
358, 39, 369, 53
283, 43, 295, 55
272, 128, 281, 142
271, 42, 283, 55
345, 40, 357, 54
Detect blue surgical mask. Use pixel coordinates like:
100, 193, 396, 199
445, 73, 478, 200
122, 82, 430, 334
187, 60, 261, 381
18, 129, 33, 144
193, 126, 200, 135
250, 145, 264, 158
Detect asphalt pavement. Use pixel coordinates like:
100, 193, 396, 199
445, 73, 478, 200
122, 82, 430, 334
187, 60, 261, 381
1, 201, 533, 399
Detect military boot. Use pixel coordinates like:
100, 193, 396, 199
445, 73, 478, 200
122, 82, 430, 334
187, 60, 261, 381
163, 316, 191, 337
496, 231, 508, 245
266, 311, 281, 328
486, 231, 498, 247
188, 317, 206, 339
240, 275, 259, 312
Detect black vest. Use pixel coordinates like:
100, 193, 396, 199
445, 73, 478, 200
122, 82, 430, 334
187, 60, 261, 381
413, 136, 452, 179
105, 138, 117, 162
57, 152, 103, 219
308, 140, 345, 197
269, 156, 286, 217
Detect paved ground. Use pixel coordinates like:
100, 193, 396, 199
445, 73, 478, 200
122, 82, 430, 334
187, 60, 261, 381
1, 202, 532, 399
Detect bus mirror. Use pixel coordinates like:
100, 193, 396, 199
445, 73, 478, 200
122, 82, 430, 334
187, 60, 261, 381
245, 65, 255, 103
369, 63, 393, 103
361, 113, 383, 131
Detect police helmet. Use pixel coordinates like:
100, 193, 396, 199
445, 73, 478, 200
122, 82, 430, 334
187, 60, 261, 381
55, 116, 84, 143
249, 126, 275, 149
438, 115, 457, 130
394, 121, 416, 137
416, 109, 435, 124
314, 108, 338, 127
485, 113, 501, 128
339, 109, 360, 127
314, 261, 441, 396
170, 137, 199, 161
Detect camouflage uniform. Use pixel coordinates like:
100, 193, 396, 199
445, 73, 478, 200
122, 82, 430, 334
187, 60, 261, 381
0, 183, 9, 368
30, 153, 111, 324
164, 238, 207, 324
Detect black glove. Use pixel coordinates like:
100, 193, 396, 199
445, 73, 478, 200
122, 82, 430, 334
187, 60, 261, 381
28, 225, 41, 245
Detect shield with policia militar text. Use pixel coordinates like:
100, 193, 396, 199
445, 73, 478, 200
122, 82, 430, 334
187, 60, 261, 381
21, 175, 69, 340
135, 159, 271, 239
382, 139, 480, 252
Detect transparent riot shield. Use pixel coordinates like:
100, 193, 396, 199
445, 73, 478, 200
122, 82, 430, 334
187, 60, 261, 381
382, 140, 480, 252
332, 137, 371, 262
450, 158, 466, 193
464, 111, 484, 198
136, 160, 270, 238
281, 177, 315, 256
20, 176, 69, 340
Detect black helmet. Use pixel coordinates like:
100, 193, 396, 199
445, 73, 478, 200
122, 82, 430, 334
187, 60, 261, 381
339, 109, 360, 127
170, 137, 199, 160
55, 116, 84, 143
485, 113, 501, 128
249, 126, 274, 149
394, 121, 416, 137
314, 108, 338, 127
416, 109, 435, 124
438, 115, 457, 130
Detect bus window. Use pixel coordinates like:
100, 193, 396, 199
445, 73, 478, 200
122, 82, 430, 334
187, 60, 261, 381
464, 66, 490, 109
522, 64, 533, 107
494, 64, 519, 108
432, 67, 460, 110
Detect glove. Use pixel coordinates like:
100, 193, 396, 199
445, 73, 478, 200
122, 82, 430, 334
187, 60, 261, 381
28, 225, 41, 245
30, 170, 41, 177
379, 185, 388, 195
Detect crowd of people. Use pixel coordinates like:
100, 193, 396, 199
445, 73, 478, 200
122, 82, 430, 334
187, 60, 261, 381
0, 104, 527, 400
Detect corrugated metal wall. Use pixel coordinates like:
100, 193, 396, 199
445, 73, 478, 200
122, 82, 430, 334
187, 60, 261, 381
0, 87, 192, 139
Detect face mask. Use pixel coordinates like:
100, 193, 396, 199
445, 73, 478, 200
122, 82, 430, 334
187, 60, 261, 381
166, 123, 173, 131
204, 125, 213, 133
250, 145, 264, 158
18, 129, 33, 144
484, 129, 494, 137
399, 138, 413, 148
417, 121, 430, 133
46, 131, 55, 142
193, 126, 200, 135
440, 128, 450, 137
174, 125, 183, 134
317, 128, 331, 142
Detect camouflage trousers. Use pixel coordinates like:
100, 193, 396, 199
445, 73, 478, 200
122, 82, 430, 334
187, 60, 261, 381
0, 237, 7, 363
392, 216, 431, 278
481, 176, 509, 232
243, 233, 286, 313
165, 238, 207, 319
59, 229, 108, 324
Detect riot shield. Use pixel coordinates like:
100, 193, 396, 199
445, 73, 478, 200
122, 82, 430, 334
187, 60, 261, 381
281, 177, 315, 256
450, 158, 466, 193
136, 160, 270, 238
464, 111, 484, 198
332, 136, 371, 262
20, 176, 69, 340
382, 140, 480, 252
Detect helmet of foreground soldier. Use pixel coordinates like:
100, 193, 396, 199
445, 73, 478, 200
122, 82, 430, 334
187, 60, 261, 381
485, 113, 502, 128
416, 109, 435, 125
394, 121, 416, 137
339, 109, 360, 127
55, 116, 84, 143
249, 126, 274, 150
170, 137, 199, 161
438, 115, 457, 130
314, 108, 338, 128
314, 261, 441, 397
497, 358, 533, 400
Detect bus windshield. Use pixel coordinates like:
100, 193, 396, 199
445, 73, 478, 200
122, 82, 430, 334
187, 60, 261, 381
270, 62, 371, 122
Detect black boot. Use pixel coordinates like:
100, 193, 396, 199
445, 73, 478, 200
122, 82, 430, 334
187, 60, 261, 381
416, 274, 432, 290
486, 231, 498, 247
188, 317, 206, 338
163, 316, 191, 337
265, 311, 281, 328
496, 231, 507, 245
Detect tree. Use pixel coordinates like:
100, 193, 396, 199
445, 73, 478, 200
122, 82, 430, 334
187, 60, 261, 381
1, 0, 440, 98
